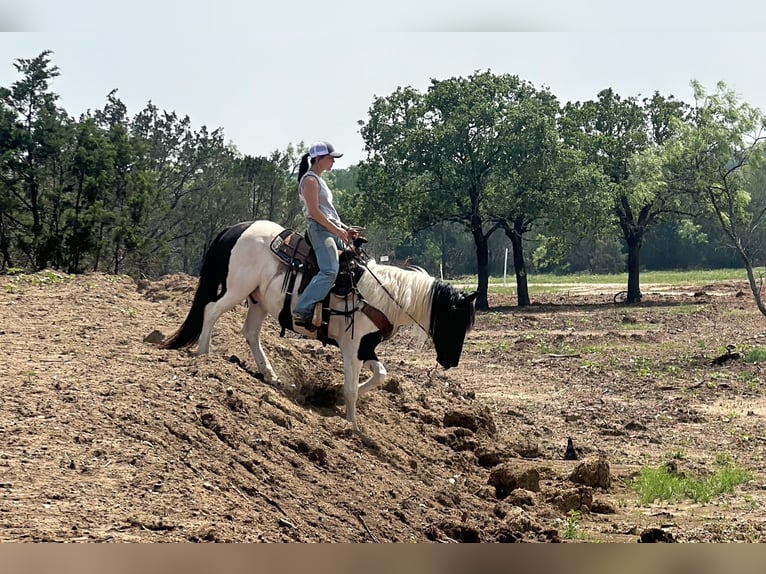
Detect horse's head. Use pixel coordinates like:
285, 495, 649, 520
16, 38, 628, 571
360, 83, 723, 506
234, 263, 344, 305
430, 285, 478, 369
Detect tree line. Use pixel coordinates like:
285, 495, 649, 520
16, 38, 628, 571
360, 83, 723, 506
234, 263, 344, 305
0, 51, 303, 279
2, 53, 765, 313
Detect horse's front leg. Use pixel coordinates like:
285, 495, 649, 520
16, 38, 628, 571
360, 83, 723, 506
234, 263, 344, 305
358, 360, 388, 396
341, 349, 363, 432
242, 302, 279, 383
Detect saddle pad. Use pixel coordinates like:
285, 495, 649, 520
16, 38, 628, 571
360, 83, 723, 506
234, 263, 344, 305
270, 229, 317, 269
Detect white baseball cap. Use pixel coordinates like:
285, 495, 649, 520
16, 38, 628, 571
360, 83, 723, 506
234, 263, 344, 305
308, 141, 343, 159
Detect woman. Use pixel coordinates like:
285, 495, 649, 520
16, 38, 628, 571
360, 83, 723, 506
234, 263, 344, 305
292, 141, 358, 330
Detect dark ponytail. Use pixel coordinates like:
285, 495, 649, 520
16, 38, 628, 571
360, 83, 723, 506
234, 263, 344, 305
297, 153, 310, 182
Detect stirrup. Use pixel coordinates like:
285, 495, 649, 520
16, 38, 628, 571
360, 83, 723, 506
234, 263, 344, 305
293, 312, 316, 331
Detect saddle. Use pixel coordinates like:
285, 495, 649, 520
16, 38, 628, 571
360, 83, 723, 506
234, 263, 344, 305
269, 228, 366, 297
269, 228, 372, 340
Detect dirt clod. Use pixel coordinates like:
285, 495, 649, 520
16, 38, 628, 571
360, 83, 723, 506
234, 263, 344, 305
569, 456, 611, 489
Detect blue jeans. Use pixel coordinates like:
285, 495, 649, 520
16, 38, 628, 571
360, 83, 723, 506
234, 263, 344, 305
294, 219, 343, 317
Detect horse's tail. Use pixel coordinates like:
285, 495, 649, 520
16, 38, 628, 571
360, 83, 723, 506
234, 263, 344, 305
160, 221, 253, 349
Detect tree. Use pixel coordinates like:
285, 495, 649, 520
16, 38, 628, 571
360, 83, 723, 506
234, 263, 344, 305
64, 112, 116, 273
561, 89, 690, 303
665, 81, 766, 315
488, 141, 611, 305
358, 71, 574, 310
0, 50, 73, 270
90, 89, 135, 273
126, 102, 231, 276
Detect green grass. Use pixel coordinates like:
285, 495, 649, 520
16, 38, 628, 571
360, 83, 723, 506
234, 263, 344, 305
454, 268, 747, 291
532, 269, 745, 285
744, 347, 766, 364
562, 510, 582, 540
463, 339, 513, 353
619, 322, 655, 331
8, 270, 74, 286
632, 455, 752, 505
663, 304, 707, 315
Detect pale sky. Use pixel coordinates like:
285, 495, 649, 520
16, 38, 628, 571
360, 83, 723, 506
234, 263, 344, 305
1, 1, 766, 165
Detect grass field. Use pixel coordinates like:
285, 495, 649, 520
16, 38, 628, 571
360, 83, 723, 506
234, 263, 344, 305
451, 268, 751, 296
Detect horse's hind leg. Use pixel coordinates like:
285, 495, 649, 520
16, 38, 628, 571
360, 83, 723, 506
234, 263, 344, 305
242, 301, 279, 383
197, 291, 247, 355
358, 360, 388, 396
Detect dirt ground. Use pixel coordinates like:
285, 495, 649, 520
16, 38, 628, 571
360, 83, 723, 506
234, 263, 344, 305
1, 270, 765, 542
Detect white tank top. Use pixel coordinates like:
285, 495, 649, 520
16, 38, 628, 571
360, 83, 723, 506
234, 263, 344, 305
299, 171, 341, 226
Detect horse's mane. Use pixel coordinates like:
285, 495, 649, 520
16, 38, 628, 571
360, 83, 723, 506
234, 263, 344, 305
356, 261, 434, 329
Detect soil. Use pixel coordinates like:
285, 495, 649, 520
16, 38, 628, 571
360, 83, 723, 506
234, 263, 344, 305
1, 270, 765, 543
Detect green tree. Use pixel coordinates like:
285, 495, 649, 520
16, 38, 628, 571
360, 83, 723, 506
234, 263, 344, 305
0, 50, 73, 270
359, 71, 576, 310
561, 89, 690, 303
63, 112, 117, 272
236, 147, 301, 227
126, 102, 231, 276
90, 89, 136, 273
665, 81, 766, 315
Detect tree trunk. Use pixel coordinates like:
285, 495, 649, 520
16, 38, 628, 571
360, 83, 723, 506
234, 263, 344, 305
0, 216, 13, 270
734, 244, 766, 318
471, 215, 490, 311
440, 222, 447, 280
506, 220, 530, 307
744, 263, 766, 317
93, 222, 104, 272
625, 234, 642, 304
30, 179, 46, 270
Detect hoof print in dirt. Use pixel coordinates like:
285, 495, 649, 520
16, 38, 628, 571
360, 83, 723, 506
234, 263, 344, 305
638, 527, 676, 543
199, 412, 237, 449
403, 406, 440, 426
488, 462, 540, 499
568, 455, 611, 489
224, 387, 247, 413
284, 439, 328, 466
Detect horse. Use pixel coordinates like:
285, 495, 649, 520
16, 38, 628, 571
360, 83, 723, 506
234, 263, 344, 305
159, 220, 477, 432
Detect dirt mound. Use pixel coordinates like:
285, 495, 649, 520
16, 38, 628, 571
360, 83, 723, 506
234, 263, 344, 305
2, 272, 764, 542
0, 272, 582, 542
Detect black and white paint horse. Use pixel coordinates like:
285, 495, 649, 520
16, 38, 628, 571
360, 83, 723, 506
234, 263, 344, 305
160, 220, 477, 431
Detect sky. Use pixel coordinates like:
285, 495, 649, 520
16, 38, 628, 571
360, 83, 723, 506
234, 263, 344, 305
1, 1, 766, 165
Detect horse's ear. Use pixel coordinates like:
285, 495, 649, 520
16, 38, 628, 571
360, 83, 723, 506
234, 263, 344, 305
462, 291, 478, 304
